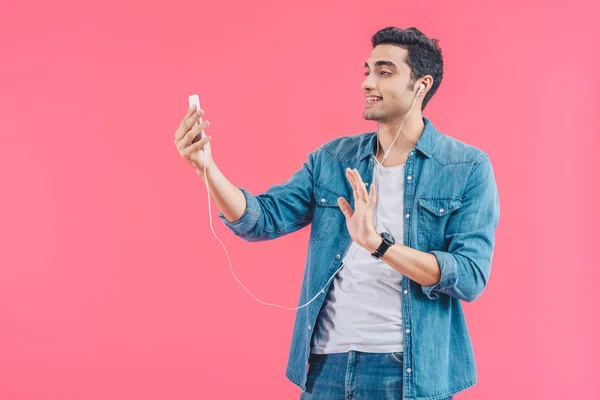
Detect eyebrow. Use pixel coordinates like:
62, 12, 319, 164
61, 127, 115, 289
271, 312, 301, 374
365, 61, 398, 70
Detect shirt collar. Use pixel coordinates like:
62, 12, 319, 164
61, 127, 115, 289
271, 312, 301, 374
360, 116, 439, 160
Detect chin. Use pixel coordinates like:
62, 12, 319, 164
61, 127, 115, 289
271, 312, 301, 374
363, 111, 383, 121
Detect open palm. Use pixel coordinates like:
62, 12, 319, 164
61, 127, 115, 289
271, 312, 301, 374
337, 168, 378, 250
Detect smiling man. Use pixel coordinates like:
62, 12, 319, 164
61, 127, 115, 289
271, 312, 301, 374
174, 26, 500, 400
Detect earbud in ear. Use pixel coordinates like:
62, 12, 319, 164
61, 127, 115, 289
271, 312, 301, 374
419, 83, 425, 91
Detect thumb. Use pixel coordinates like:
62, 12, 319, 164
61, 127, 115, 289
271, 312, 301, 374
337, 197, 353, 218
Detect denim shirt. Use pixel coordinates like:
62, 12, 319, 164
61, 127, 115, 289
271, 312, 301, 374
218, 117, 500, 400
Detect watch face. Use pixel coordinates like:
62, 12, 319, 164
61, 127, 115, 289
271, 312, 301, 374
381, 232, 395, 245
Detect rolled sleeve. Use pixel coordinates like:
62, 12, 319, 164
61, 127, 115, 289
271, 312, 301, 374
420, 154, 500, 302
421, 250, 459, 299
217, 187, 260, 236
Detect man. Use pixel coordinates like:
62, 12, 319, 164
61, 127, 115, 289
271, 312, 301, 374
174, 26, 500, 400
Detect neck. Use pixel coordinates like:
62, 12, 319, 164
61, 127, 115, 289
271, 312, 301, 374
376, 113, 425, 164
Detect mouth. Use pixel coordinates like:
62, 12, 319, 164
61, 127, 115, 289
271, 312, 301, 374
365, 96, 382, 107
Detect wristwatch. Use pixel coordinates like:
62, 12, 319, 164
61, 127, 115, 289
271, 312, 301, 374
371, 232, 396, 260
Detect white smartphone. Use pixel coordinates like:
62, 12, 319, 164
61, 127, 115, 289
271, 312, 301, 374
188, 94, 206, 144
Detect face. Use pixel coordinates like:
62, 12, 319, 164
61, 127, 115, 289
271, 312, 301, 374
362, 44, 419, 123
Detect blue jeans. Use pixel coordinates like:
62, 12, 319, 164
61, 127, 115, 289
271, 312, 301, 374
300, 351, 453, 400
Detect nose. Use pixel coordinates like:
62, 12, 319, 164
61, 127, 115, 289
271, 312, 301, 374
361, 75, 375, 92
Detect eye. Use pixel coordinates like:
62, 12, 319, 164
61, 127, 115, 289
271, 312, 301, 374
380, 71, 391, 76
364, 71, 370, 76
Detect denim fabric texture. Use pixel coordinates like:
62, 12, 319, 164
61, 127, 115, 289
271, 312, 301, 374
300, 351, 453, 400
218, 117, 501, 400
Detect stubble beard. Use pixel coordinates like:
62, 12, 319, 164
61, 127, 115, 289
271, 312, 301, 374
363, 103, 407, 124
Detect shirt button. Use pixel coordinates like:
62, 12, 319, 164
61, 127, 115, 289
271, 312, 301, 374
364, 182, 369, 186
407, 176, 412, 181
308, 325, 312, 330
321, 198, 326, 203
336, 254, 341, 259
405, 329, 411, 334
406, 368, 412, 373
404, 290, 408, 294
439, 208, 445, 213
405, 213, 410, 219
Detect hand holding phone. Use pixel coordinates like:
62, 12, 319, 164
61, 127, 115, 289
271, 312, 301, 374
173, 94, 212, 175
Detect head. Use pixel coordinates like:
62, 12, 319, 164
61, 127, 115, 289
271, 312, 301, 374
362, 26, 444, 123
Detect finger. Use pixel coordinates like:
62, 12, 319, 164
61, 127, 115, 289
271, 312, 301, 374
183, 108, 205, 131
346, 168, 358, 201
181, 135, 211, 158
177, 120, 207, 150
352, 169, 369, 201
351, 169, 364, 201
175, 110, 202, 142
182, 136, 210, 159
180, 106, 197, 126
368, 182, 376, 207
337, 197, 353, 218
178, 106, 201, 131
182, 120, 210, 146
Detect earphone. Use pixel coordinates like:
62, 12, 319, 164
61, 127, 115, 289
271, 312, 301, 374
197, 81, 424, 310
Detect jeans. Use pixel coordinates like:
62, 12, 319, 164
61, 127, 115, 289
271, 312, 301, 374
300, 351, 453, 400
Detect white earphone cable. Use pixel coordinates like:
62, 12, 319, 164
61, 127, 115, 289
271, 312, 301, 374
377, 84, 424, 166
198, 83, 422, 310
200, 159, 343, 310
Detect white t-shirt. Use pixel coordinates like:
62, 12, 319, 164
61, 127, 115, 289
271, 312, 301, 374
311, 159, 406, 354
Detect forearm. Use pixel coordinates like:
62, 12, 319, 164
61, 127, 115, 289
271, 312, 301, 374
365, 235, 491, 302
197, 162, 246, 223
366, 236, 441, 287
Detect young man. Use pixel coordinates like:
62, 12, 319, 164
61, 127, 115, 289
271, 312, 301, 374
174, 26, 500, 400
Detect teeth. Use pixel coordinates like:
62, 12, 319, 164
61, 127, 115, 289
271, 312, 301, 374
367, 97, 381, 102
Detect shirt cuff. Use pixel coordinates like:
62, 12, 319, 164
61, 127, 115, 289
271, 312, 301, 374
421, 250, 459, 299
217, 187, 260, 236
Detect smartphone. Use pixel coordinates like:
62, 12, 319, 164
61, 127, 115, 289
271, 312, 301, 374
188, 94, 205, 144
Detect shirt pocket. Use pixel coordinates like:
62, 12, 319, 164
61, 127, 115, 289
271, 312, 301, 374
417, 196, 462, 251
310, 184, 347, 241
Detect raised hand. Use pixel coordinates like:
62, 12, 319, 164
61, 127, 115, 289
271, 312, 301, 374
174, 105, 213, 177
337, 168, 380, 252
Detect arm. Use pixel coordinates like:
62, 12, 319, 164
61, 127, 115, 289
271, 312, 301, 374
212, 149, 319, 242
176, 107, 316, 235
177, 106, 249, 224
365, 239, 443, 288
200, 161, 248, 224
367, 155, 501, 302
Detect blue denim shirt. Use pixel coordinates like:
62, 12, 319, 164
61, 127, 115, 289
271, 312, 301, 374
218, 117, 500, 400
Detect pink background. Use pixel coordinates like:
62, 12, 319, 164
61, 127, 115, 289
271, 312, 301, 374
1, 0, 599, 398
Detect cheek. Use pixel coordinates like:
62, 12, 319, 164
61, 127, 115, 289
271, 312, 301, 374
380, 86, 401, 102
382, 93, 401, 108
384, 91, 411, 108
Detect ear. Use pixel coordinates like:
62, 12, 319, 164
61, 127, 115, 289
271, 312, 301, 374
416, 76, 433, 96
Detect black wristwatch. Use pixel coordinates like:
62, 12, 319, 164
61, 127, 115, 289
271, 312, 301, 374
371, 232, 396, 260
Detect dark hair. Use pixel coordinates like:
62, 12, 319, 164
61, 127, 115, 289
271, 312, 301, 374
371, 26, 443, 110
